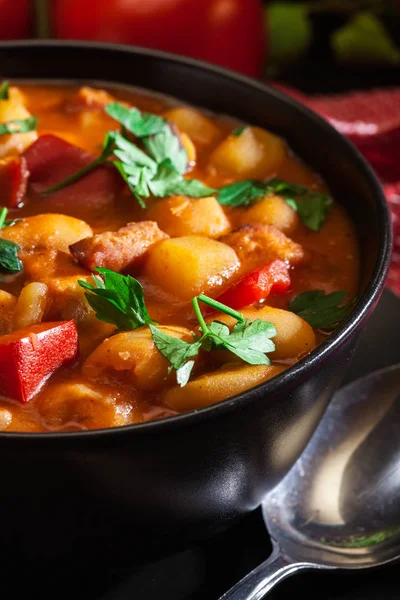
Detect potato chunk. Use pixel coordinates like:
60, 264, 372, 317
165, 363, 285, 411
163, 107, 222, 146
208, 127, 286, 180
147, 196, 231, 238
37, 380, 140, 430
13, 282, 48, 330
213, 306, 317, 361
0, 290, 17, 335
0, 96, 38, 158
220, 224, 306, 272
145, 236, 240, 300
238, 195, 300, 234
83, 325, 194, 391
1, 214, 93, 253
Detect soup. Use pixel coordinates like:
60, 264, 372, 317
0, 82, 359, 432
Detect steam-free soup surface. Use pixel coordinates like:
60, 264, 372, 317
0, 83, 359, 432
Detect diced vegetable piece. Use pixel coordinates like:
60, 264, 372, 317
216, 260, 291, 309
238, 195, 300, 234
69, 221, 168, 273
163, 107, 222, 146
83, 325, 194, 391
22, 249, 88, 282
0, 98, 38, 158
23, 134, 123, 219
209, 127, 286, 179
0, 289, 17, 335
0, 320, 78, 403
1, 213, 93, 253
147, 196, 231, 238
0, 155, 29, 208
13, 282, 48, 330
212, 306, 317, 360
66, 86, 118, 111
165, 363, 285, 411
145, 235, 240, 300
220, 224, 306, 273
37, 379, 140, 430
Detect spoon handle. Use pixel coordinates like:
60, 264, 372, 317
219, 542, 315, 600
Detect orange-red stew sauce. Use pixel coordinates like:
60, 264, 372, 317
0, 83, 359, 432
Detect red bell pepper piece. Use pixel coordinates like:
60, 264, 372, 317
217, 260, 291, 310
23, 134, 123, 218
0, 155, 29, 208
0, 320, 78, 403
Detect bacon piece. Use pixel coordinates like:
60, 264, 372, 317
0, 155, 29, 207
219, 224, 306, 273
69, 221, 169, 273
23, 134, 123, 219
65, 86, 119, 112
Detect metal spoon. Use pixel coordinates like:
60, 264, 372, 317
220, 362, 400, 599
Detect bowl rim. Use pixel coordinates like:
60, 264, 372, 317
0, 40, 392, 440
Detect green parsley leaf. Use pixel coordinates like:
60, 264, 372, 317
216, 180, 267, 207
149, 324, 201, 386
0, 207, 19, 230
0, 81, 9, 100
150, 293, 277, 386
231, 126, 247, 136
216, 177, 332, 231
78, 267, 156, 332
289, 290, 356, 329
148, 159, 214, 199
0, 116, 37, 136
0, 238, 23, 274
105, 103, 166, 137
143, 124, 188, 174
0, 207, 23, 276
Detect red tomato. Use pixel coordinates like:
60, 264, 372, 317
52, 0, 266, 77
0, 0, 31, 39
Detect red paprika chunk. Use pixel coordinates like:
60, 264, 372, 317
0, 155, 29, 208
23, 134, 123, 219
217, 260, 291, 309
0, 320, 78, 403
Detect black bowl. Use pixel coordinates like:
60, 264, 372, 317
0, 41, 392, 564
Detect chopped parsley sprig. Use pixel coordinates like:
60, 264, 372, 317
151, 294, 277, 385
42, 103, 213, 206
0, 207, 23, 277
216, 178, 332, 231
78, 268, 277, 386
289, 290, 356, 329
0, 81, 9, 100
0, 116, 37, 137
78, 267, 156, 331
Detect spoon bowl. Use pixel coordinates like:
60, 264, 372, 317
220, 363, 400, 599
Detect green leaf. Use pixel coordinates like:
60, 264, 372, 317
332, 11, 400, 66
149, 324, 201, 386
0, 238, 23, 274
105, 103, 167, 137
231, 126, 247, 137
216, 177, 332, 231
0, 81, 9, 100
289, 290, 356, 329
0, 116, 37, 136
209, 319, 275, 365
216, 180, 267, 207
79, 268, 156, 332
143, 125, 188, 175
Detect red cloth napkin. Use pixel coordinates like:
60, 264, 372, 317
274, 83, 400, 295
